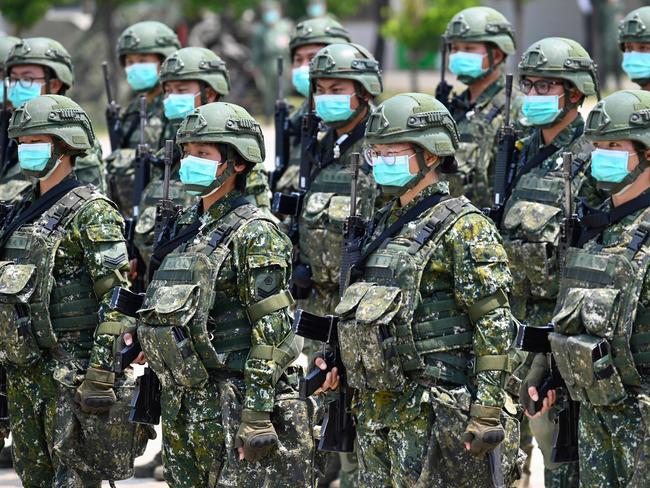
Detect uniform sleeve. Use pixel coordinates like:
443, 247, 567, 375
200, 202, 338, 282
234, 220, 295, 412
71, 199, 132, 371
244, 163, 272, 210
444, 212, 516, 408
73, 140, 107, 194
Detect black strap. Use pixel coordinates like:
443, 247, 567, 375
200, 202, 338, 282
578, 192, 650, 246
149, 196, 249, 276
0, 178, 81, 249
357, 193, 449, 267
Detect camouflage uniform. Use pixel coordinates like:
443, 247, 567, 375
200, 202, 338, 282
105, 21, 180, 216
1, 37, 107, 201
336, 94, 522, 486
1, 96, 150, 487
442, 7, 522, 208
137, 103, 314, 487
618, 6, 650, 89
541, 89, 650, 488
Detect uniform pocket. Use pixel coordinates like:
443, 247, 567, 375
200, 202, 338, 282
139, 284, 200, 327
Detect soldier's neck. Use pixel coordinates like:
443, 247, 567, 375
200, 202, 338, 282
467, 69, 501, 104
202, 178, 236, 212
39, 157, 73, 195
145, 85, 162, 103
612, 168, 650, 207
335, 106, 368, 137
399, 171, 437, 207
541, 109, 579, 145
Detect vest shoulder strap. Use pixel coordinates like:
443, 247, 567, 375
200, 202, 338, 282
41, 185, 110, 235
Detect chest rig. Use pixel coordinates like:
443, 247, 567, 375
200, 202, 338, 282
335, 197, 510, 392
0, 186, 107, 366
502, 154, 590, 301
298, 143, 375, 288
138, 204, 295, 389
549, 208, 650, 407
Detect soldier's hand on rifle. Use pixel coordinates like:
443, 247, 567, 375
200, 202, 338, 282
128, 258, 139, 281
123, 332, 146, 365
520, 353, 556, 418
314, 357, 340, 393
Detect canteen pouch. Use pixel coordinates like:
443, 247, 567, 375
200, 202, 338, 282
549, 332, 626, 406
336, 282, 405, 391
138, 284, 209, 388
0, 262, 41, 365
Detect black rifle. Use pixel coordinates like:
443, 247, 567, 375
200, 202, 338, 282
559, 152, 578, 276
435, 36, 453, 109
515, 323, 579, 463
270, 57, 290, 193
153, 140, 182, 248
109, 286, 161, 425
339, 153, 366, 295
0, 77, 10, 170
0, 366, 7, 427
292, 310, 355, 452
488, 73, 517, 228
102, 61, 123, 152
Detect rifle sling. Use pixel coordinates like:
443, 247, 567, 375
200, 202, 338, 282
356, 193, 449, 268
578, 192, 650, 245
0, 178, 81, 249
311, 116, 369, 183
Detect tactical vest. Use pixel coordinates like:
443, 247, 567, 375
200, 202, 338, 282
138, 204, 298, 389
0, 186, 109, 366
549, 208, 650, 407
335, 197, 510, 392
502, 153, 590, 301
448, 93, 505, 206
298, 150, 376, 288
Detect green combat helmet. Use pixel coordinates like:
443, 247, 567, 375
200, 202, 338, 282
176, 102, 265, 194
618, 7, 650, 50
0, 36, 20, 73
444, 6, 515, 82
160, 47, 230, 102
8, 94, 95, 178
289, 17, 351, 58
365, 93, 460, 195
310, 42, 382, 96
5, 37, 74, 90
585, 89, 650, 194
117, 21, 181, 66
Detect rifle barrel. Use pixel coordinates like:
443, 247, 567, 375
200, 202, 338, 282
163, 140, 173, 200
504, 74, 513, 127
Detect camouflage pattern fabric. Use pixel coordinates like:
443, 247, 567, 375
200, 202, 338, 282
141, 190, 314, 486
344, 181, 523, 484
1, 181, 138, 486
446, 74, 524, 208
105, 93, 165, 216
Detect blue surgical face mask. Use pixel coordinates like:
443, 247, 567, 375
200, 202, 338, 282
264, 10, 280, 24
448, 52, 486, 80
164, 93, 197, 120
591, 148, 631, 183
371, 154, 416, 187
522, 95, 562, 126
315, 94, 354, 123
8, 80, 43, 108
308, 4, 326, 17
292, 66, 310, 97
126, 62, 159, 91
179, 155, 220, 194
622, 51, 650, 81
18, 142, 52, 172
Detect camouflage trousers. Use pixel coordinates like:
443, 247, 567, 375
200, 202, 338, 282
161, 374, 315, 488
5, 359, 101, 488
578, 396, 649, 488
355, 384, 524, 488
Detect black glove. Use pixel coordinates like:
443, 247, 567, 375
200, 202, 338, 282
519, 353, 550, 415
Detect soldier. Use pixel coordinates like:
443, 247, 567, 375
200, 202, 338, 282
439, 6, 520, 208
136, 102, 313, 487
106, 20, 180, 215
526, 89, 650, 487
0, 95, 151, 486
1, 37, 106, 201
503, 37, 603, 488
619, 6, 650, 91
273, 16, 351, 196
316, 93, 521, 486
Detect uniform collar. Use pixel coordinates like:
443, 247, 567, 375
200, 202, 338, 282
388, 180, 449, 223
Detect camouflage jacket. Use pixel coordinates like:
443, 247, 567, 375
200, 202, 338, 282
0, 175, 130, 370
501, 114, 606, 325
151, 190, 294, 412
446, 75, 524, 208
119, 92, 165, 150
352, 181, 514, 409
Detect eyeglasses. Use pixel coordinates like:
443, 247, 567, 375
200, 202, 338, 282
9, 76, 47, 89
519, 78, 565, 95
364, 147, 416, 165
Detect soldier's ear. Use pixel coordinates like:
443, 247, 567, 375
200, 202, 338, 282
492, 46, 505, 65
423, 151, 439, 168
48, 78, 64, 95
568, 87, 583, 105
205, 87, 219, 103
